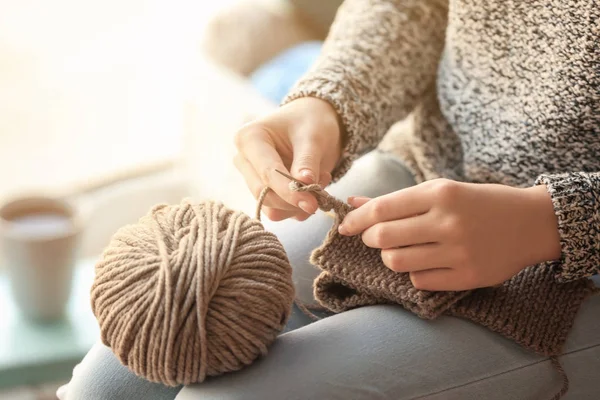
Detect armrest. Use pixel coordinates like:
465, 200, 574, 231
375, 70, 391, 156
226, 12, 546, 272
287, 0, 343, 35
201, 0, 321, 76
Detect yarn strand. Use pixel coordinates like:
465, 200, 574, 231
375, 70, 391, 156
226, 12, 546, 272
550, 356, 569, 400
255, 182, 345, 321
255, 187, 271, 221
255, 181, 351, 222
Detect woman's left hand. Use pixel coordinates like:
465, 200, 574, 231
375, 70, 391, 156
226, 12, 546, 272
339, 179, 562, 291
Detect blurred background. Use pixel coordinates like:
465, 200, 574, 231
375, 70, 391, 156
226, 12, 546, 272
0, 0, 341, 398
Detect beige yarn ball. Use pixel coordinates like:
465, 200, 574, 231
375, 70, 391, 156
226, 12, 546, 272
90, 200, 294, 386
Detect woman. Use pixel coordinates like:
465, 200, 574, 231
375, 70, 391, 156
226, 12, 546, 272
59, 0, 600, 398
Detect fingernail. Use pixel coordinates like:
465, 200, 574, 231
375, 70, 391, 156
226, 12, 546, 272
299, 169, 316, 183
347, 196, 365, 207
338, 223, 348, 235
298, 200, 314, 214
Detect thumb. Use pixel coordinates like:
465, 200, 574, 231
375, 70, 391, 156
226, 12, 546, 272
290, 136, 322, 185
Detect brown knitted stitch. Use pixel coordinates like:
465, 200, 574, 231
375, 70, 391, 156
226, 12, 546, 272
313, 272, 391, 312
287, 182, 470, 318
286, 183, 598, 357
448, 266, 596, 356
312, 223, 470, 318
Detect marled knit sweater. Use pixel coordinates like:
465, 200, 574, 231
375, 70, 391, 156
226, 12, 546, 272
282, 0, 599, 395
284, 0, 600, 285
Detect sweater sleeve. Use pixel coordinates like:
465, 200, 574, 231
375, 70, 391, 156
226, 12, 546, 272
535, 172, 600, 281
282, 0, 449, 180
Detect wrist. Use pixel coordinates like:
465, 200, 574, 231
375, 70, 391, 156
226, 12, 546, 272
522, 185, 562, 264
287, 97, 344, 150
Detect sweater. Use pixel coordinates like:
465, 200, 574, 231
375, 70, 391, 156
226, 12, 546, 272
282, 0, 599, 396
284, 0, 600, 283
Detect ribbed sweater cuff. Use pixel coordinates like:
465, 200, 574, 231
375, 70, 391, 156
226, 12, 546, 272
535, 172, 600, 281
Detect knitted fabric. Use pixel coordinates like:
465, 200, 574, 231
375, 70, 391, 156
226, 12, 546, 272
312, 226, 469, 319
296, 182, 598, 358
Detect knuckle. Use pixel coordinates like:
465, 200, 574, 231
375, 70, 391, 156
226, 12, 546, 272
369, 199, 388, 221
342, 218, 354, 233
259, 165, 283, 187
234, 123, 268, 150
259, 167, 272, 186
382, 250, 402, 272
294, 153, 317, 166
233, 126, 252, 150
440, 214, 463, 237
432, 179, 459, 202
373, 225, 388, 247
366, 225, 388, 248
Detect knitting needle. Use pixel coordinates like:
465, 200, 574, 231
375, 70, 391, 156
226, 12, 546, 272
274, 169, 305, 186
274, 169, 336, 219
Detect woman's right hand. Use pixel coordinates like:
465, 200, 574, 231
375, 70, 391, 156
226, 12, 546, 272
234, 97, 343, 221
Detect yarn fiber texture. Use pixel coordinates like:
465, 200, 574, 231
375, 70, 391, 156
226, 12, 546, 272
91, 200, 294, 386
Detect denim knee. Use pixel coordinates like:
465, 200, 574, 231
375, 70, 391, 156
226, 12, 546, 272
57, 342, 180, 400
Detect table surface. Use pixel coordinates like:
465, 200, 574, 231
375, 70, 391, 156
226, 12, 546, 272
0, 259, 99, 389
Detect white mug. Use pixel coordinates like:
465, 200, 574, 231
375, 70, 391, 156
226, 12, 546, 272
0, 195, 81, 321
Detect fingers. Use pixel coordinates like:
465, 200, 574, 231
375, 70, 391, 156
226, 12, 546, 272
233, 154, 295, 211
339, 187, 432, 235
409, 268, 472, 291
348, 196, 371, 208
381, 243, 448, 272
318, 171, 333, 188
235, 126, 318, 214
234, 152, 331, 220
290, 134, 322, 184
293, 212, 311, 222
268, 171, 329, 220
246, 136, 318, 214
262, 207, 309, 222
361, 214, 437, 249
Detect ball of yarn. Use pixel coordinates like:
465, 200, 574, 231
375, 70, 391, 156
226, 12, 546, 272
91, 200, 294, 386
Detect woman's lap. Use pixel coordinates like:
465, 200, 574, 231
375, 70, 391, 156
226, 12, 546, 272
58, 151, 600, 400
176, 300, 600, 400
60, 299, 600, 400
